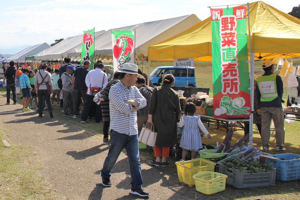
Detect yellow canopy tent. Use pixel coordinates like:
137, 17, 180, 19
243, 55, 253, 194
148, 1, 300, 61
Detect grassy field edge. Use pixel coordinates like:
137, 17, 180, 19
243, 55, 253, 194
0, 128, 65, 200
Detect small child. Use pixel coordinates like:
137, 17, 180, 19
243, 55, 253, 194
178, 102, 211, 160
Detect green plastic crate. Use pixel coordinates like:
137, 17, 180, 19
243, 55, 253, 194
139, 142, 147, 149
206, 107, 213, 116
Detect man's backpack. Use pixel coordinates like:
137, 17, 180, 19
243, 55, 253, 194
57, 78, 63, 90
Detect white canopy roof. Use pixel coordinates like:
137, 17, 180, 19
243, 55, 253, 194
35, 30, 105, 60
6, 43, 50, 62
0, 54, 7, 62
67, 14, 200, 60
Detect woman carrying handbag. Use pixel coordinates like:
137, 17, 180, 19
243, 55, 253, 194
147, 74, 181, 167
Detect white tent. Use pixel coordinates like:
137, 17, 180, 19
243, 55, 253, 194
0, 54, 7, 62
67, 14, 200, 60
6, 43, 50, 62
35, 30, 105, 60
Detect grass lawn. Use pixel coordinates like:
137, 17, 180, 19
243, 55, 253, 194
0, 128, 64, 199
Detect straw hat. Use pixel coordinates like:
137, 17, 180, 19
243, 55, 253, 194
118, 63, 138, 74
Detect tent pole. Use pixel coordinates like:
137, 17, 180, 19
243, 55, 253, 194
134, 28, 137, 65
147, 60, 151, 86
247, 2, 254, 147
249, 53, 254, 148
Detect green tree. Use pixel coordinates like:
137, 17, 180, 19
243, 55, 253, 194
289, 5, 300, 19
51, 38, 64, 46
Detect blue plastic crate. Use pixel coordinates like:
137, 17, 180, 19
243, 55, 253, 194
265, 153, 300, 181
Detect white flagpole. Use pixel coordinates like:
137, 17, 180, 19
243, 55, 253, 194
246, 2, 254, 147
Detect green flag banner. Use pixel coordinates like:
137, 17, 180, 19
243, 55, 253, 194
112, 30, 135, 72
211, 6, 250, 118
81, 29, 95, 70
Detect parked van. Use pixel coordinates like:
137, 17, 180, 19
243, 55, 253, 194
150, 66, 196, 87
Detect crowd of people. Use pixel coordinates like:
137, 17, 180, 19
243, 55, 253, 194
2, 58, 287, 198
2, 58, 109, 131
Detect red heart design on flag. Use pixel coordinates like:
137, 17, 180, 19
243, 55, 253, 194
113, 38, 123, 59
113, 36, 134, 59
83, 33, 93, 46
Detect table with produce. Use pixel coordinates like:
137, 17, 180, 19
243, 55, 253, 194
173, 89, 300, 195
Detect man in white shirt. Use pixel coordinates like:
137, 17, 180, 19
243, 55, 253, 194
81, 61, 108, 123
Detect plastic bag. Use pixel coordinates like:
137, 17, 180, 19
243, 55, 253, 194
279, 60, 290, 77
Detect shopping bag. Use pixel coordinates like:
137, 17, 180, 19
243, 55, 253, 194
138, 122, 157, 147
16, 87, 20, 94
93, 92, 102, 105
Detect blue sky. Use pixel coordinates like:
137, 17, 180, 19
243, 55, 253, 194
0, 0, 297, 52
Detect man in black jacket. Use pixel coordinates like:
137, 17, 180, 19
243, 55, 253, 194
3, 61, 17, 105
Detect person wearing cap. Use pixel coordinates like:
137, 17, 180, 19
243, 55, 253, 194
100, 63, 149, 198
61, 65, 75, 116
81, 61, 108, 123
257, 59, 285, 151
59, 57, 71, 77
35, 64, 53, 118
58, 57, 71, 107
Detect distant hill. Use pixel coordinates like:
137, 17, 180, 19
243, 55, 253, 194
3, 54, 12, 58
0, 45, 30, 55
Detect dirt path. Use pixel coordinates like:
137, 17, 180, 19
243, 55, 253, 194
0, 93, 201, 200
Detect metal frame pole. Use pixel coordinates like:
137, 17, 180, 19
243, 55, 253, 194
147, 60, 151, 86
134, 28, 137, 65
246, 2, 254, 147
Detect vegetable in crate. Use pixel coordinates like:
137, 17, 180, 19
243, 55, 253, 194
226, 134, 249, 153
223, 158, 273, 173
239, 147, 260, 160
216, 128, 234, 153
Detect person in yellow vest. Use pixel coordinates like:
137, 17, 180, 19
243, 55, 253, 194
257, 59, 285, 151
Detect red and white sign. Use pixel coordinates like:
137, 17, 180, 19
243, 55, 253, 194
211, 9, 223, 21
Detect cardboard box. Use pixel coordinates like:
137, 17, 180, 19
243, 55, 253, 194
196, 106, 206, 115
